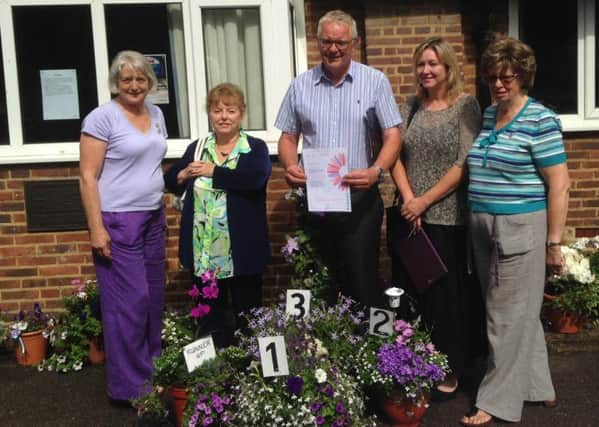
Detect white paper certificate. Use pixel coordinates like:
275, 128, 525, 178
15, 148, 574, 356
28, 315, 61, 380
302, 147, 351, 212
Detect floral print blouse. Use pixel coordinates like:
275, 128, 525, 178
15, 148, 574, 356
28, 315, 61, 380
192, 130, 251, 278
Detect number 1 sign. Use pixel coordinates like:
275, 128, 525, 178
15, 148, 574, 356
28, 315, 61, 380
258, 336, 289, 377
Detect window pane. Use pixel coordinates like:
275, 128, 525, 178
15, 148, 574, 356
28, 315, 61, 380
0, 33, 8, 145
13, 6, 97, 143
105, 3, 190, 139
519, 1, 577, 114
203, 8, 265, 130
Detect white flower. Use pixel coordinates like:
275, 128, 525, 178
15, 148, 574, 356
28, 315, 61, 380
561, 246, 595, 284
73, 361, 83, 371
61, 331, 68, 340
57, 356, 67, 364
315, 368, 327, 383
17, 321, 28, 331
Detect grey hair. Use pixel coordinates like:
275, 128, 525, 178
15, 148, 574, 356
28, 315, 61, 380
108, 50, 157, 94
317, 10, 358, 39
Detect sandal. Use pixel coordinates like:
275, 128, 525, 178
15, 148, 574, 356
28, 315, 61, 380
460, 407, 493, 427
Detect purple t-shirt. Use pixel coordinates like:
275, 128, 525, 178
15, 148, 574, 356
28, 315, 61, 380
81, 100, 168, 211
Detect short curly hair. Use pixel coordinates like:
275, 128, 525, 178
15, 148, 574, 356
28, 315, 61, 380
205, 83, 246, 112
108, 50, 157, 95
480, 37, 536, 93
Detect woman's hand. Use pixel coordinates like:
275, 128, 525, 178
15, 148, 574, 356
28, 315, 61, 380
546, 245, 564, 277
179, 161, 216, 183
90, 226, 111, 259
401, 196, 430, 220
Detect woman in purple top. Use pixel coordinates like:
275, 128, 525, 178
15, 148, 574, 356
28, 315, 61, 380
79, 50, 167, 403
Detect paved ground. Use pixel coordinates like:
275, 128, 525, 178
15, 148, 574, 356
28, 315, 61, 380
1, 330, 598, 427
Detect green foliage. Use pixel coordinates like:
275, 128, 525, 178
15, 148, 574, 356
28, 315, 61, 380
62, 279, 102, 338
545, 278, 599, 319
153, 345, 192, 388
38, 314, 88, 373
132, 388, 170, 424
281, 230, 332, 301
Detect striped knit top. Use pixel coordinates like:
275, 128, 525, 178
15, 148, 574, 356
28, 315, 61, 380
467, 98, 567, 214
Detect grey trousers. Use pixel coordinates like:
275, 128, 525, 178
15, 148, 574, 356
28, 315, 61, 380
469, 210, 555, 422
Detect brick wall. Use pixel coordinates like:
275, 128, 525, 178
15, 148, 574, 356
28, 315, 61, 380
1, 0, 598, 314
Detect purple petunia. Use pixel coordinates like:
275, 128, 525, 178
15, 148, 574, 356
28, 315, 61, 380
287, 376, 304, 395
188, 284, 201, 298
202, 285, 219, 300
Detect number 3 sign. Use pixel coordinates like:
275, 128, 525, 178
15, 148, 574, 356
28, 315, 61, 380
258, 336, 289, 377
286, 289, 311, 318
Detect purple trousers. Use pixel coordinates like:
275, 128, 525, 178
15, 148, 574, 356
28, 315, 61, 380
93, 209, 166, 400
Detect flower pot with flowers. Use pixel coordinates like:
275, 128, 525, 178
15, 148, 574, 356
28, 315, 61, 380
234, 299, 378, 426
350, 319, 450, 427
544, 237, 599, 333
183, 345, 248, 427
63, 279, 104, 363
149, 270, 220, 427
8, 303, 55, 366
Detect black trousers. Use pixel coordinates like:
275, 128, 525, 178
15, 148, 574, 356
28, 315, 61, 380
193, 273, 262, 348
306, 187, 384, 309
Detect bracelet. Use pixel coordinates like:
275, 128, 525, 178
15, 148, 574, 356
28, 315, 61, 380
546, 241, 561, 248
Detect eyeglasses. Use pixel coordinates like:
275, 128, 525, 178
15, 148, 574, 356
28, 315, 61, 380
485, 74, 518, 84
318, 39, 354, 49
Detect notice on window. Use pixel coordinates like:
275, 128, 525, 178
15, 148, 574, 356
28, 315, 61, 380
40, 69, 80, 121
145, 54, 169, 104
302, 147, 352, 213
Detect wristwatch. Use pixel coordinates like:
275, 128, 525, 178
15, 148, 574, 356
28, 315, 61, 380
374, 165, 384, 184
546, 241, 561, 248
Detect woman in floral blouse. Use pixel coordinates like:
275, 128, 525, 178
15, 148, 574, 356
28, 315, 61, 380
165, 83, 271, 347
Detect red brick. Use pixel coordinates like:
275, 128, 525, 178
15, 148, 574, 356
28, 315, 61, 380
0, 268, 38, 277
56, 232, 90, 243
38, 266, 79, 276
14, 234, 55, 245
22, 279, 47, 288
0, 279, 21, 289
1, 289, 40, 300
37, 244, 77, 255
0, 301, 19, 312
41, 289, 61, 299
17, 256, 57, 266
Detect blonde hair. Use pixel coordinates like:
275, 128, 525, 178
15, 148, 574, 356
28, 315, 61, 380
108, 50, 157, 94
317, 10, 358, 39
480, 37, 536, 93
205, 83, 246, 112
413, 37, 463, 104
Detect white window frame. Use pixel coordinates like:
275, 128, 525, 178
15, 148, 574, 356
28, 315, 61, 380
0, 0, 306, 164
510, 0, 598, 131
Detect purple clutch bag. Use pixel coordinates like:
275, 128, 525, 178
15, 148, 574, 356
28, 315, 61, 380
388, 211, 448, 290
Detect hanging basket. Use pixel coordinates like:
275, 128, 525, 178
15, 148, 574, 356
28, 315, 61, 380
15, 329, 48, 366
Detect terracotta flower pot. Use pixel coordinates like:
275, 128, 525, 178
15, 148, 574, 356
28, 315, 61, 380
382, 392, 428, 427
87, 336, 105, 364
168, 386, 188, 427
15, 329, 48, 366
543, 293, 582, 334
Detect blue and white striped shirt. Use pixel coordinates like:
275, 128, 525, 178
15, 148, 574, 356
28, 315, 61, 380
467, 98, 567, 214
275, 61, 402, 170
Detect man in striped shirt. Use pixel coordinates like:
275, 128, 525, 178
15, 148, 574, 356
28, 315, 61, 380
275, 10, 401, 307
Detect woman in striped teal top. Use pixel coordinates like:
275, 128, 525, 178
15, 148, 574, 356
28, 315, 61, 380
461, 38, 570, 426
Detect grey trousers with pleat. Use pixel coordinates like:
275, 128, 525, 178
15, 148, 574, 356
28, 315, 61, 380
469, 210, 555, 422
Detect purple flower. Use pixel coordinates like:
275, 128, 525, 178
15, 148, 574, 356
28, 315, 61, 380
335, 402, 345, 414
202, 285, 219, 300
188, 284, 201, 298
310, 401, 323, 413
281, 237, 300, 261
190, 303, 211, 319
200, 270, 217, 286
202, 416, 213, 426
287, 376, 304, 395
321, 384, 334, 397
315, 415, 325, 425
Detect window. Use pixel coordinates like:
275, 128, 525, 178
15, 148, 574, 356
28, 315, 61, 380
0, 0, 305, 163
0, 33, 8, 145
511, 0, 599, 131
105, 3, 190, 139
13, 5, 97, 143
